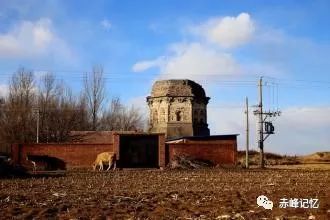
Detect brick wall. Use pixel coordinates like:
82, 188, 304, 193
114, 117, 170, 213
11, 132, 166, 169
12, 143, 113, 168
10, 132, 236, 169
158, 134, 166, 168
167, 140, 237, 165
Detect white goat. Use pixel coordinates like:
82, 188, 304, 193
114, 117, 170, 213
4, 157, 13, 166
26, 156, 37, 173
92, 152, 116, 171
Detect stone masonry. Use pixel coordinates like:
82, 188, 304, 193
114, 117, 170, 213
147, 79, 210, 139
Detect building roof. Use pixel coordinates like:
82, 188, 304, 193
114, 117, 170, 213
69, 131, 114, 143
166, 134, 239, 142
149, 79, 208, 100
69, 131, 165, 143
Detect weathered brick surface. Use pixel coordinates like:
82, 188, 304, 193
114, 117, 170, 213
113, 134, 120, 161
11, 133, 234, 169
11, 132, 166, 169
12, 143, 113, 168
158, 134, 166, 168
167, 141, 237, 165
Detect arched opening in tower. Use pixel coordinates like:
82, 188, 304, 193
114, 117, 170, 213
176, 111, 183, 122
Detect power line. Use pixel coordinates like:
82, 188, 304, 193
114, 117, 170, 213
1, 69, 330, 91
1, 67, 329, 82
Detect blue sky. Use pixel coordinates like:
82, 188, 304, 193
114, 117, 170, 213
0, 0, 329, 154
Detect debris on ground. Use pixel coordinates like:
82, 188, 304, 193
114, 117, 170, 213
168, 155, 214, 169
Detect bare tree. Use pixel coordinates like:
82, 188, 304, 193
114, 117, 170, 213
84, 66, 106, 130
38, 75, 89, 142
100, 97, 144, 131
100, 98, 121, 130
1, 68, 36, 144
0, 66, 145, 153
75, 94, 90, 131
122, 105, 144, 130
38, 73, 60, 142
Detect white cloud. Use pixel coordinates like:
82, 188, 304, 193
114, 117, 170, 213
0, 84, 9, 97
101, 19, 112, 30
193, 13, 255, 48
132, 57, 164, 72
0, 18, 73, 59
133, 42, 240, 82
160, 43, 240, 79
132, 13, 255, 81
208, 105, 330, 155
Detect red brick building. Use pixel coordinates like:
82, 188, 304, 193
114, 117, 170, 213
12, 132, 166, 170
11, 132, 237, 170
166, 135, 238, 165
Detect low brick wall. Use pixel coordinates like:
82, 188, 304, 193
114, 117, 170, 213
158, 134, 166, 168
12, 133, 232, 169
12, 143, 113, 168
167, 141, 237, 165
11, 132, 166, 169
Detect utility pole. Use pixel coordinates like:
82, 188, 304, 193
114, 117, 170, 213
245, 97, 249, 168
254, 77, 281, 169
33, 107, 40, 144
37, 108, 39, 144
258, 77, 264, 168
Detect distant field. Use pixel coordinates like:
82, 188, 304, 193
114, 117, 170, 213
271, 163, 330, 170
238, 151, 330, 167
0, 168, 329, 219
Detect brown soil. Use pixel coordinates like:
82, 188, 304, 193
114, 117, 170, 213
0, 168, 329, 219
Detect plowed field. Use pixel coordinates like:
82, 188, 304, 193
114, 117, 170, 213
0, 168, 329, 219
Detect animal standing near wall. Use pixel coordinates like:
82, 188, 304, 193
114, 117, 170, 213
93, 152, 116, 171
26, 156, 37, 173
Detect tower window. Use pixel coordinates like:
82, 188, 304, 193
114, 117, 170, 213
176, 111, 183, 121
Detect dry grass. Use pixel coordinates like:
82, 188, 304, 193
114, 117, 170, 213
238, 151, 330, 167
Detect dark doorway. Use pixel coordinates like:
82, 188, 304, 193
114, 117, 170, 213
27, 155, 66, 171
119, 135, 159, 168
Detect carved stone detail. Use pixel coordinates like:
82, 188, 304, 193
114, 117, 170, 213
147, 79, 210, 138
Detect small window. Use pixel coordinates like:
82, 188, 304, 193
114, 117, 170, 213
176, 111, 183, 121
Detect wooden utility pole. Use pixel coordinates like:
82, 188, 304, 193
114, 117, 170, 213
33, 107, 40, 143
37, 108, 39, 143
258, 77, 265, 168
245, 97, 249, 168
253, 77, 281, 169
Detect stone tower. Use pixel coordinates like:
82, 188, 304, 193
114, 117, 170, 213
147, 79, 210, 139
